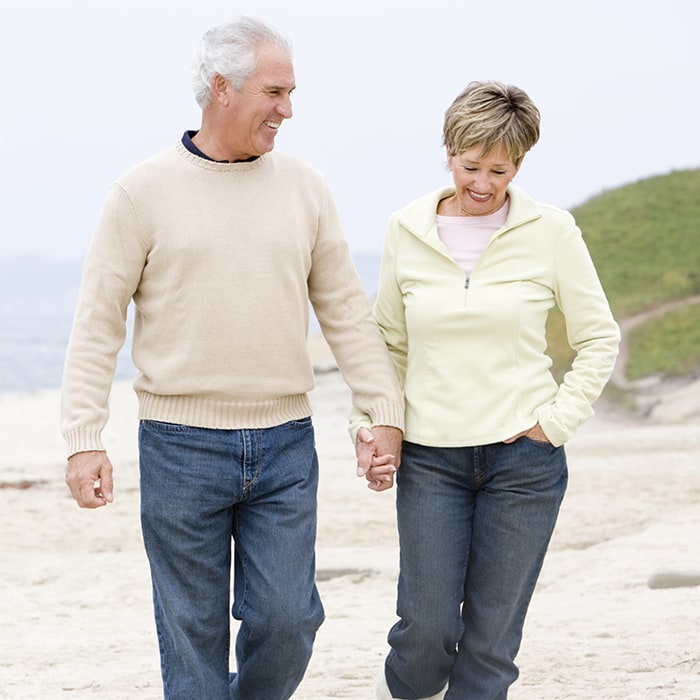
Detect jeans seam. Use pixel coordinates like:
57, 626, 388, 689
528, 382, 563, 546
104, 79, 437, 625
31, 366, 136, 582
242, 430, 262, 492
473, 445, 491, 487
233, 507, 249, 621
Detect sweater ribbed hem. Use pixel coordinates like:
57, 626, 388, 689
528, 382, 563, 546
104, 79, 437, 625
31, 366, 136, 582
136, 391, 314, 430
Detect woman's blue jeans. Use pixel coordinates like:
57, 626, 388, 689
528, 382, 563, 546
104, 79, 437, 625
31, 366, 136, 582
385, 438, 568, 700
138, 417, 325, 700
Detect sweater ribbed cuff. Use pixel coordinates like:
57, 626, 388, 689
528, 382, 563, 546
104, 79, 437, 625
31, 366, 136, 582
367, 401, 405, 433
64, 430, 106, 458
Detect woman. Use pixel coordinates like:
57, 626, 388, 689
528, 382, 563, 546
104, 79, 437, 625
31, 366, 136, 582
357, 81, 620, 699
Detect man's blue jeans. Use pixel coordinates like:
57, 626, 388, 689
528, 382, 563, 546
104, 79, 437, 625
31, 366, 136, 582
385, 438, 568, 700
138, 417, 325, 700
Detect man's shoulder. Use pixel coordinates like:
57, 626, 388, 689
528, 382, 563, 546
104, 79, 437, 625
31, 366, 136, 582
268, 151, 326, 183
107, 145, 183, 197
119, 144, 181, 180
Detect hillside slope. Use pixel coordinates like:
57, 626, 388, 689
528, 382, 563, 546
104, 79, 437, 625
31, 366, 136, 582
548, 168, 700, 417
575, 168, 700, 317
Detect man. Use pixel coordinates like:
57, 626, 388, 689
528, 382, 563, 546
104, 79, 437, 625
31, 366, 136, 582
62, 16, 402, 700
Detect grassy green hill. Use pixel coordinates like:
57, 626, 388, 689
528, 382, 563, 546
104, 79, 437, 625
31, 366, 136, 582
546, 167, 700, 384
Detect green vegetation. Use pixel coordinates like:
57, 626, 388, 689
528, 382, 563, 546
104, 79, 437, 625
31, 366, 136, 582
546, 167, 700, 383
627, 304, 700, 380
575, 168, 700, 316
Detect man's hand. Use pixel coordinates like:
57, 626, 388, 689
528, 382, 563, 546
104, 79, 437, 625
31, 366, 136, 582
355, 425, 403, 492
65, 450, 114, 508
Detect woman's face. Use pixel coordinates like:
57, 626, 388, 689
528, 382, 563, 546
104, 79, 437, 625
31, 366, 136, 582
447, 143, 521, 216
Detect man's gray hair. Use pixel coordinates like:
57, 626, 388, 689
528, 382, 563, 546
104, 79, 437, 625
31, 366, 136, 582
191, 16, 292, 109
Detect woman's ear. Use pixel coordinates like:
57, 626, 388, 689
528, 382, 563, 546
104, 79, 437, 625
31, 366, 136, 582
513, 155, 525, 176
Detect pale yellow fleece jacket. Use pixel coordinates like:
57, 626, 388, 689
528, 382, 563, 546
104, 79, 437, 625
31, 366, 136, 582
352, 185, 620, 448
61, 143, 403, 456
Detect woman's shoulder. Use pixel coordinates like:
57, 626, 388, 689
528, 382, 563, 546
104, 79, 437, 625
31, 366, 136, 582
508, 185, 577, 230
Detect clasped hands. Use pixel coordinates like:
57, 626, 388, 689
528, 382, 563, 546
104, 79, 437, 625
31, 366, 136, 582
355, 425, 403, 492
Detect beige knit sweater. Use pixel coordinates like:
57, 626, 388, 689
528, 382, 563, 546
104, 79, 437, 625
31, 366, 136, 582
61, 143, 403, 456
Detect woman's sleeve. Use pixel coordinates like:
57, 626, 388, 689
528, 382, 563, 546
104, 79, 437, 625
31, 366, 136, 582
536, 216, 621, 445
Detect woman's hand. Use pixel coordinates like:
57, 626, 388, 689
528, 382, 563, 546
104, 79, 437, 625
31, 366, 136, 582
355, 426, 401, 491
504, 422, 550, 444
365, 453, 398, 492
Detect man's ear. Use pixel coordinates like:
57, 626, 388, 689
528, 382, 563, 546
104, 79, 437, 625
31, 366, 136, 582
211, 73, 229, 106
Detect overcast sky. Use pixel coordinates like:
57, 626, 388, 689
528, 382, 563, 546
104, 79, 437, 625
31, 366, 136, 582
1, 0, 698, 260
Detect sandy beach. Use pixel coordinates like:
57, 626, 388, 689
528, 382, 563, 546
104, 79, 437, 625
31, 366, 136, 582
1, 335, 699, 699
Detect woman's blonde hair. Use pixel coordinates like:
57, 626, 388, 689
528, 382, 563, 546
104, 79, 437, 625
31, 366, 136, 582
443, 81, 540, 165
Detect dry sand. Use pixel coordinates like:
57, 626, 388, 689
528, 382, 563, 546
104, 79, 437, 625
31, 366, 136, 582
1, 335, 699, 699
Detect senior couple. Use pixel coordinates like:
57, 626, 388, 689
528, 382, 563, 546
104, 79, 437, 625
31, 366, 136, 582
62, 15, 619, 700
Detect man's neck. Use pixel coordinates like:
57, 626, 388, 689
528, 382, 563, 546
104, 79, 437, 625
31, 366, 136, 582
191, 129, 257, 163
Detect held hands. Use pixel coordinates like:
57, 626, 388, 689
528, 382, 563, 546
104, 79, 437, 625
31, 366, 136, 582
65, 450, 114, 508
355, 426, 403, 492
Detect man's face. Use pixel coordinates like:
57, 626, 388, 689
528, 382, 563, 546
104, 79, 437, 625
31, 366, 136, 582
224, 43, 296, 161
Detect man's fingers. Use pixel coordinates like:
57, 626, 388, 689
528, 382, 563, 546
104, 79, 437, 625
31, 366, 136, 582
66, 451, 114, 509
98, 470, 114, 503
367, 475, 395, 492
73, 481, 106, 508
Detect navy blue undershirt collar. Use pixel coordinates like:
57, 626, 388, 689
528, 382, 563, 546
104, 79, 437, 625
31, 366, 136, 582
182, 130, 259, 163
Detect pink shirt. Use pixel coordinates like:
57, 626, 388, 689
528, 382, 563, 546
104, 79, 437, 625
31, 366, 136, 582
437, 200, 510, 274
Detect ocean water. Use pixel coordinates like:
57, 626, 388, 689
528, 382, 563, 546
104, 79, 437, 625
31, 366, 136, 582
0, 253, 381, 395
0, 311, 137, 395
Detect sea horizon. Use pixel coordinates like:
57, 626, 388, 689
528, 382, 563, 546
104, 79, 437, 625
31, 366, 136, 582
0, 252, 381, 395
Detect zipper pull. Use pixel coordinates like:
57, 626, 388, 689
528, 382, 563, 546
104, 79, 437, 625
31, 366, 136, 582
464, 276, 470, 289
